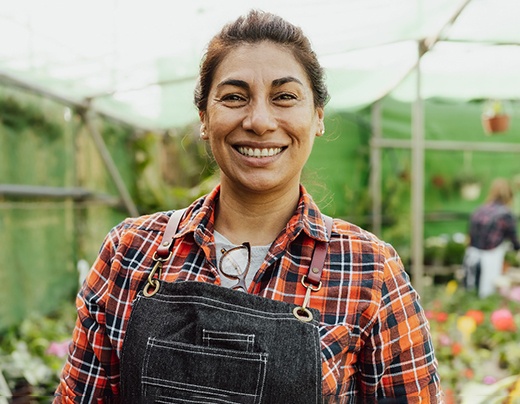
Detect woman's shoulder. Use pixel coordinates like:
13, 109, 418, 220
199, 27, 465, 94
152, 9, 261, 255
330, 217, 384, 244
329, 217, 400, 259
117, 210, 173, 233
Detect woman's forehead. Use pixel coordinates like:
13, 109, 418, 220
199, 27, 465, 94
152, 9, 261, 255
213, 42, 309, 86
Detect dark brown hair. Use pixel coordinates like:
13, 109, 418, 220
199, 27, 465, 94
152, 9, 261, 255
194, 10, 329, 112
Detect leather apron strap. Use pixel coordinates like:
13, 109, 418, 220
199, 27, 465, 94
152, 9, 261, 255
156, 208, 187, 258
293, 214, 333, 322
307, 214, 333, 285
144, 209, 333, 321
142, 209, 186, 297
156, 209, 333, 282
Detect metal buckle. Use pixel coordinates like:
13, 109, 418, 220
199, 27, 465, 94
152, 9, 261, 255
143, 251, 172, 297
292, 275, 322, 322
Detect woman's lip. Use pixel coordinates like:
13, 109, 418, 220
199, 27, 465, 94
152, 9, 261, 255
235, 146, 286, 158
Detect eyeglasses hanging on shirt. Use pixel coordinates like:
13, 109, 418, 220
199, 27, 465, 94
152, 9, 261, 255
218, 242, 251, 292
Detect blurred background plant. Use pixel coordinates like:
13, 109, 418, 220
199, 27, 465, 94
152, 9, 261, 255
0, 305, 75, 402
424, 233, 467, 267
422, 280, 520, 403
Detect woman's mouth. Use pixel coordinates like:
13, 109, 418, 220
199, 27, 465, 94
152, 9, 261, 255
236, 146, 284, 158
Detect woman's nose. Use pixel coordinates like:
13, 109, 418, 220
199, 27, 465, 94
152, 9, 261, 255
242, 100, 277, 135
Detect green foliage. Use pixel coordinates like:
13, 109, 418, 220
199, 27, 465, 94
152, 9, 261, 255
305, 111, 371, 219
0, 96, 62, 140
424, 233, 467, 266
0, 305, 76, 400
132, 128, 218, 213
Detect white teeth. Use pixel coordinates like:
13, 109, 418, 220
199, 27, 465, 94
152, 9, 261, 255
237, 147, 283, 158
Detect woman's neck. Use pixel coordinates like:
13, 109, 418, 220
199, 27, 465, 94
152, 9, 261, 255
214, 182, 300, 246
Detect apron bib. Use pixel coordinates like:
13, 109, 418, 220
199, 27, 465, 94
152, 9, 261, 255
120, 210, 333, 403
121, 281, 322, 403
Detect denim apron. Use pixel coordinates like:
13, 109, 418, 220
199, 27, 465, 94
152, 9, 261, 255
120, 210, 332, 404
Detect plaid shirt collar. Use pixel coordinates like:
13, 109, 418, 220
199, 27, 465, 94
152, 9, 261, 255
176, 184, 331, 248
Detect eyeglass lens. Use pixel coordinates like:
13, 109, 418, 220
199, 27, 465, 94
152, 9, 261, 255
219, 242, 251, 291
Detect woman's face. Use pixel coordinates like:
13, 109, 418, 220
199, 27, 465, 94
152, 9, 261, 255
201, 41, 324, 195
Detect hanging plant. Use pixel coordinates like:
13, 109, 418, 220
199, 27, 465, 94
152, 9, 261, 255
482, 99, 511, 135
454, 172, 482, 201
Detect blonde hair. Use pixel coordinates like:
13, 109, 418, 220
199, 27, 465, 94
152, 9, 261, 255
486, 178, 514, 205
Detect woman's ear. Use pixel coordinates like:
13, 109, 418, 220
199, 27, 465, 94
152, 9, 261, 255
199, 112, 209, 140
316, 107, 325, 137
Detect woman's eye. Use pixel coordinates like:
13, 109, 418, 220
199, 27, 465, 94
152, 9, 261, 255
274, 92, 298, 103
220, 94, 247, 103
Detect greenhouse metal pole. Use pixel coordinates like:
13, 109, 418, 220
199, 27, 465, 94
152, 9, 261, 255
83, 109, 139, 217
370, 101, 383, 237
410, 41, 425, 295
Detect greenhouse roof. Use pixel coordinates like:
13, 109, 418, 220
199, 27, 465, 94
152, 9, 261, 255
1, 0, 519, 131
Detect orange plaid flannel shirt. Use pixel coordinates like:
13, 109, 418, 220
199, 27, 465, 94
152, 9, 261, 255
54, 185, 441, 403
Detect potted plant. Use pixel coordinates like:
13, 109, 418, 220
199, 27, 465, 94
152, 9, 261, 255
454, 172, 482, 201
482, 99, 511, 134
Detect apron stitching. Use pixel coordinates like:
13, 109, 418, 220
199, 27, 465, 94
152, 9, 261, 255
143, 376, 259, 397
147, 339, 268, 362
142, 377, 258, 400
255, 357, 266, 404
141, 336, 155, 397
144, 297, 320, 324
144, 293, 320, 322
144, 333, 269, 399
315, 332, 320, 404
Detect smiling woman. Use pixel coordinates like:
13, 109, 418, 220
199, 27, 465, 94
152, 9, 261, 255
199, 41, 324, 225
54, 9, 442, 403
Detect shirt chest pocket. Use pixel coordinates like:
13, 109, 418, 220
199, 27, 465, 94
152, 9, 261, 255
319, 323, 360, 397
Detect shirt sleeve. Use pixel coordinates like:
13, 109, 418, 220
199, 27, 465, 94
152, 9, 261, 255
502, 212, 520, 250
54, 225, 124, 403
358, 244, 442, 402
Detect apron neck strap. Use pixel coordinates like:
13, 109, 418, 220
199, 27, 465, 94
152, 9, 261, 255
156, 209, 333, 285
156, 208, 187, 258
306, 215, 333, 286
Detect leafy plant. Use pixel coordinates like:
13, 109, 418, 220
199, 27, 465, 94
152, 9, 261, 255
424, 233, 466, 266
0, 304, 76, 401
482, 99, 508, 117
422, 281, 520, 402
0, 96, 63, 140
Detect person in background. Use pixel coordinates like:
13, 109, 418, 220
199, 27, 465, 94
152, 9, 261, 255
464, 177, 520, 298
54, 10, 441, 403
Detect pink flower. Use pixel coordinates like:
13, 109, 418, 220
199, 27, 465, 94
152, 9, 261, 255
490, 308, 516, 332
509, 287, 520, 303
439, 333, 452, 346
483, 375, 497, 385
424, 310, 435, 320
46, 340, 71, 358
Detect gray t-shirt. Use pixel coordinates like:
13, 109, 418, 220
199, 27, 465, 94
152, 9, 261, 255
214, 230, 271, 290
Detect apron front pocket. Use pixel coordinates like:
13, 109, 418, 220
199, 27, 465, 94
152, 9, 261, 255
142, 337, 267, 404
203, 329, 255, 352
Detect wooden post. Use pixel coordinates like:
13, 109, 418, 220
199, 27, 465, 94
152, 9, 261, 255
411, 41, 425, 295
370, 101, 383, 237
82, 109, 139, 217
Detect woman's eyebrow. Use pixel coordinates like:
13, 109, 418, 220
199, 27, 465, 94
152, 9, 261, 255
216, 79, 249, 90
272, 76, 303, 87
216, 76, 304, 90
